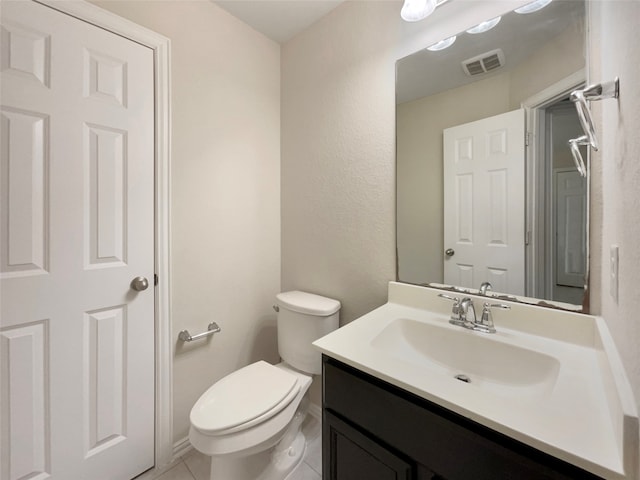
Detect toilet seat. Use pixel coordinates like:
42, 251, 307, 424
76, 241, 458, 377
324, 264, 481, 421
190, 361, 300, 436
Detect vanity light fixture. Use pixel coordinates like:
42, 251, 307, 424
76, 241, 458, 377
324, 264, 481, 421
427, 35, 457, 51
401, 0, 436, 22
514, 0, 552, 14
466, 16, 502, 34
400, 0, 450, 22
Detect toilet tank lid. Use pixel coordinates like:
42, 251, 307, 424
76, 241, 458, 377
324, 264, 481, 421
276, 291, 341, 316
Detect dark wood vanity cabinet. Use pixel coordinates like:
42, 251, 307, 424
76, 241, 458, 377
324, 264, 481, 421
322, 356, 602, 480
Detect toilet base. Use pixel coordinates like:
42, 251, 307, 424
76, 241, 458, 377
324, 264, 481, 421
208, 396, 310, 480
209, 430, 306, 480
261, 430, 307, 480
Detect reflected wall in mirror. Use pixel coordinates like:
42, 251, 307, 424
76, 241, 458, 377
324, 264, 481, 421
396, 0, 588, 310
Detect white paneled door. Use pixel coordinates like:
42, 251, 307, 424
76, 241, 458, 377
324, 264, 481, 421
0, 2, 155, 479
555, 169, 587, 288
443, 109, 525, 295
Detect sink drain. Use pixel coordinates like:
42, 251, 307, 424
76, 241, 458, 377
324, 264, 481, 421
454, 374, 471, 383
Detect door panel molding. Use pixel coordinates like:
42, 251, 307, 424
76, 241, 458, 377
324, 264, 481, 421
0, 320, 50, 480
33, 0, 174, 469
0, 107, 50, 277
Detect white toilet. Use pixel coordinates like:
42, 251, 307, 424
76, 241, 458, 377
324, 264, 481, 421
189, 291, 340, 480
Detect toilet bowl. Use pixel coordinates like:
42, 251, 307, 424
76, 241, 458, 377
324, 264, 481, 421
189, 291, 340, 480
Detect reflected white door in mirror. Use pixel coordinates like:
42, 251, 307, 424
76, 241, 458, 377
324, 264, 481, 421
443, 109, 525, 295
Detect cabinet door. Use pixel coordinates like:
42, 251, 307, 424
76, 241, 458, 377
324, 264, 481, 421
323, 411, 413, 480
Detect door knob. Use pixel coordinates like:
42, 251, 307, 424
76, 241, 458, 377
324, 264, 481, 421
131, 276, 149, 291
445, 248, 455, 257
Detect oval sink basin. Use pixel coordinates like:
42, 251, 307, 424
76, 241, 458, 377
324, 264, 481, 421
370, 318, 560, 396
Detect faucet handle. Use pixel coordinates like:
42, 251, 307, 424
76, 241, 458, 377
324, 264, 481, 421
478, 302, 511, 333
488, 303, 510, 311
437, 293, 459, 303
438, 293, 463, 325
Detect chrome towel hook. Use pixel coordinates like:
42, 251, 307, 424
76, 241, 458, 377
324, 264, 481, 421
570, 77, 619, 151
568, 135, 589, 177
571, 89, 600, 151
568, 77, 619, 177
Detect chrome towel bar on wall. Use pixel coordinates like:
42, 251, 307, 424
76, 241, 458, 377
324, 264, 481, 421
179, 322, 221, 342
568, 77, 619, 177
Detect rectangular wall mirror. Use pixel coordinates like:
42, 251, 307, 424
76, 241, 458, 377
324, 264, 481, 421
396, 0, 588, 311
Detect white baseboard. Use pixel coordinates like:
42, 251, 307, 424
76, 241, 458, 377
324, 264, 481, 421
172, 436, 193, 460
308, 402, 322, 421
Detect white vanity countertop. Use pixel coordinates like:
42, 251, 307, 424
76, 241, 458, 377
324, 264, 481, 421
313, 282, 639, 480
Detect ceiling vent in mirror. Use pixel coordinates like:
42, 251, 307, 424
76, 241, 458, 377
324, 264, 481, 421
461, 49, 505, 76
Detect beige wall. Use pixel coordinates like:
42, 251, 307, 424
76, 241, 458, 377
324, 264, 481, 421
92, 1, 281, 444
281, 1, 395, 325
589, 0, 640, 434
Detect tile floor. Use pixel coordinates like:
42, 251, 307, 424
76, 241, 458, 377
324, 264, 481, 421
146, 415, 322, 480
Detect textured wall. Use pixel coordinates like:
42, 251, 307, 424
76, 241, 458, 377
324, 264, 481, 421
92, 1, 281, 444
281, 2, 396, 325
589, 0, 640, 421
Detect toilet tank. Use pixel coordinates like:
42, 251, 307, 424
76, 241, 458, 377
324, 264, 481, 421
276, 291, 340, 375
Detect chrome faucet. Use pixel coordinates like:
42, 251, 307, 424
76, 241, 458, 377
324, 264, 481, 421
438, 294, 475, 327
479, 281, 492, 296
459, 297, 476, 325
438, 294, 510, 333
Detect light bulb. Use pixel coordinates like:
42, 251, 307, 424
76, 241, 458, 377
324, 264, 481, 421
515, 0, 552, 14
426, 36, 457, 51
401, 0, 437, 22
466, 16, 501, 34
